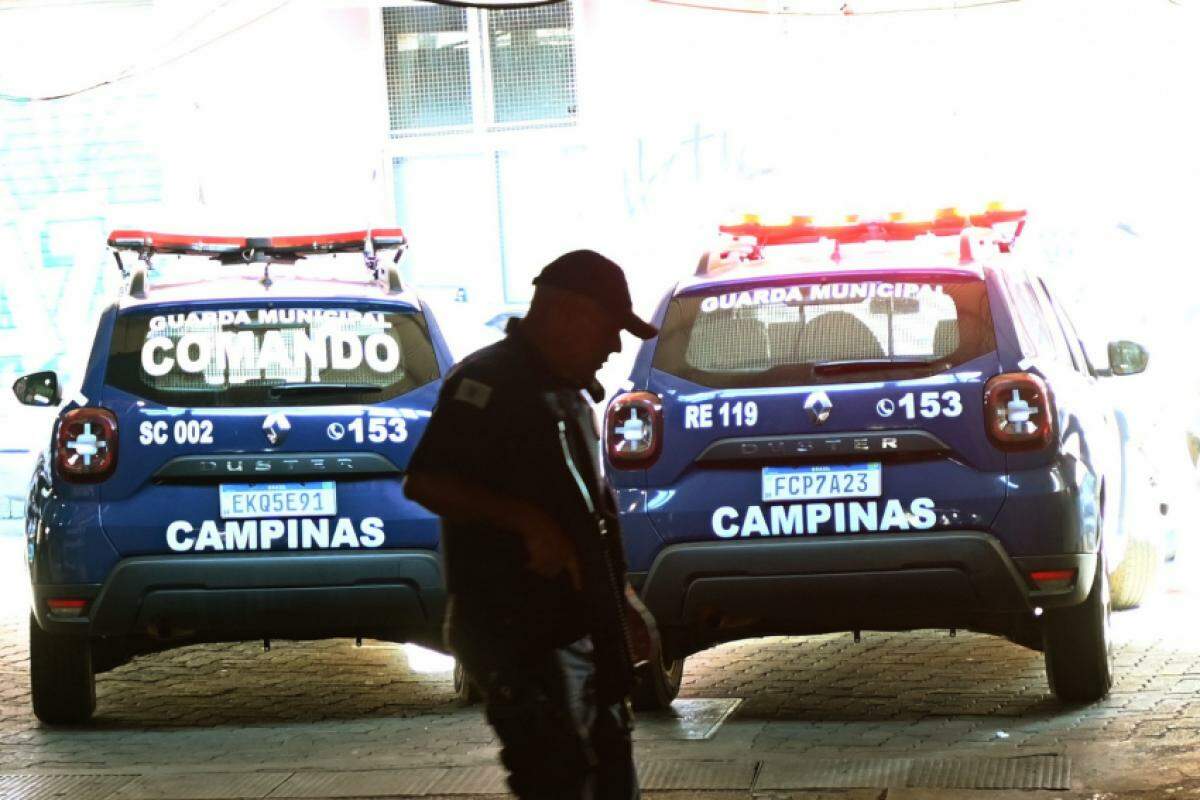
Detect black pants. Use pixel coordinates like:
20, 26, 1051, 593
456, 635, 640, 800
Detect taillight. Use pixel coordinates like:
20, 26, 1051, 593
606, 391, 663, 468
984, 372, 1054, 450
1028, 569, 1077, 592
56, 408, 119, 482
47, 598, 89, 618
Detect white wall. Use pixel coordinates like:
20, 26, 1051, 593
149, 1, 391, 232
578, 0, 1200, 419
1, 0, 1197, 402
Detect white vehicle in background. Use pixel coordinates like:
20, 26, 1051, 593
1020, 217, 1200, 609
1106, 380, 1200, 609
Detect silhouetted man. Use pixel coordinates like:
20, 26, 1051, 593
404, 250, 657, 800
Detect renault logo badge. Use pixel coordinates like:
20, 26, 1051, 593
804, 391, 833, 425
263, 413, 292, 446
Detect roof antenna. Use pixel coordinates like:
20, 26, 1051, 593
388, 241, 409, 294
241, 237, 272, 287
825, 238, 842, 264
127, 249, 153, 299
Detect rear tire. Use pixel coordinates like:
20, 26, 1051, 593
29, 614, 96, 725
453, 659, 481, 705
631, 651, 684, 711
1043, 558, 1113, 704
1110, 537, 1160, 610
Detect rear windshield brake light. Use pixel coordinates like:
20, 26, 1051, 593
812, 357, 937, 375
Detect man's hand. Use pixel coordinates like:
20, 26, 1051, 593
405, 472, 582, 590
518, 509, 583, 590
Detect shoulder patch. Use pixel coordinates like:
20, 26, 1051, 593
453, 378, 493, 410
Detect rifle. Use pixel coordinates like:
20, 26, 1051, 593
550, 411, 659, 699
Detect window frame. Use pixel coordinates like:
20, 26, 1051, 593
380, 0, 579, 140
372, 2, 586, 306
384, 129, 588, 305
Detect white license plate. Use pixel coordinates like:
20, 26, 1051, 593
762, 463, 882, 502
219, 482, 336, 519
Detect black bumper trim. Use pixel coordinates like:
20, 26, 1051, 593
638, 532, 1095, 651
33, 550, 445, 642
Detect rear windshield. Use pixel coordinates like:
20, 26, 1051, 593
653, 277, 994, 388
106, 304, 440, 407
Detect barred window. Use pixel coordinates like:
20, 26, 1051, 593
383, 5, 473, 131
383, 2, 577, 134
488, 4, 577, 124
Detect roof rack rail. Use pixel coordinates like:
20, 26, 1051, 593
958, 226, 1001, 265
107, 229, 409, 296
695, 236, 765, 276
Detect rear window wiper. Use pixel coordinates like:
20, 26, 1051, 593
812, 357, 937, 375
268, 382, 383, 396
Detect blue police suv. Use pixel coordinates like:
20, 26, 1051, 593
16, 229, 452, 724
604, 207, 1150, 708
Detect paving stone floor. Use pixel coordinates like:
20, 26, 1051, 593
2, 539, 1200, 797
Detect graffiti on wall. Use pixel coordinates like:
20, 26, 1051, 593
622, 121, 775, 222
0, 89, 163, 389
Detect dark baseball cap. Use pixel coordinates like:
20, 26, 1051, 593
532, 250, 658, 339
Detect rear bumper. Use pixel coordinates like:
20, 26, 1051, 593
32, 550, 445, 647
631, 532, 1095, 654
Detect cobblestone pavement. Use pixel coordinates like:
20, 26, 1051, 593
3, 538, 1200, 798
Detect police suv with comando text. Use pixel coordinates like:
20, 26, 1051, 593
17, 229, 459, 724
604, 206, 1150, 708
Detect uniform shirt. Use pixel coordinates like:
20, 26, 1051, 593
408, 320, 628, 656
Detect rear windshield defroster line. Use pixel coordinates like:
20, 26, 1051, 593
105, 304, 440, 407
652, 276, 995, 389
